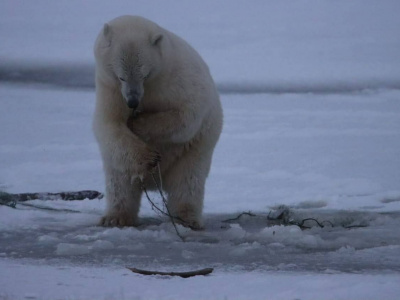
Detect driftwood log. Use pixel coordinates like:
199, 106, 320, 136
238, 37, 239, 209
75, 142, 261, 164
127, 267, 214, 278
0, 190, 103, 202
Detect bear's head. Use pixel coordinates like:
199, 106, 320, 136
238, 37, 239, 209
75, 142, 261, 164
94, 16, 165, 110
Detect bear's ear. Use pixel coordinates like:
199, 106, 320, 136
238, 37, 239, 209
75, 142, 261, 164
102, 23, 112, 47
151, 33, 163, 47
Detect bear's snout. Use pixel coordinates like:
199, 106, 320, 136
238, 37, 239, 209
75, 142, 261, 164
125, 89, 142, 109
126, 95, 140, 110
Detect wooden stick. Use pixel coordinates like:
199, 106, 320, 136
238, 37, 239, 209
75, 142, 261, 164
0, 190, 103, 202
127, 267, 214, 278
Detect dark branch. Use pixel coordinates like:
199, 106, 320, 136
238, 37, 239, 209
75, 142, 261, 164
141, 175, 186, 242
127, 267, 214, 278
0, 190, 103, 202
222, 212, 256, 223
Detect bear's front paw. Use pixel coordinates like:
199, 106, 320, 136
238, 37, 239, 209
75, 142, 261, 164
137, 148, 161, 175
99, 214, 137, 227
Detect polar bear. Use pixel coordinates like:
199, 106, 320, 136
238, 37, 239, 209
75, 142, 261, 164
93, 16, 223, 229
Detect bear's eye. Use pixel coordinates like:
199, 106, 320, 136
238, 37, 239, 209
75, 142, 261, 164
118, 77, 126, 82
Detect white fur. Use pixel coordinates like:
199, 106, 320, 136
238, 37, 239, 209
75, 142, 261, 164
93, 16, 223, 228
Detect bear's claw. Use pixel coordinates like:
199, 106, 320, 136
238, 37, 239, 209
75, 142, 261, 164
144, 150, 161, 171
173, 204, 204, 230
100, 215, 136, 227
181, 220, 204, 231
149, 152, 161, 168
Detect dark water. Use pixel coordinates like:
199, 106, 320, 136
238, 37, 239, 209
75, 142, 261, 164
1, 62, 400, 94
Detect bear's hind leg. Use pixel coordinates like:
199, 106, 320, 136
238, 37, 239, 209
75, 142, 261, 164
100, 168, 142, 227
163, 151, 212, 230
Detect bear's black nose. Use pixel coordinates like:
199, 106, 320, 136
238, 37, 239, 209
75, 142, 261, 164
125, 88, 141, 109
126, 96, 139, 109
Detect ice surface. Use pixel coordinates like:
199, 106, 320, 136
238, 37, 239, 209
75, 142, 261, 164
56, 243, 91, 256
1, 0, 400, 298
1, 78, 400, 300
1, 85, 399, 213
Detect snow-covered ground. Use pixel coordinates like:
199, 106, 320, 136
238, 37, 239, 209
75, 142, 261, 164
1, 1, 400, 299
1, 85, 400, 300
